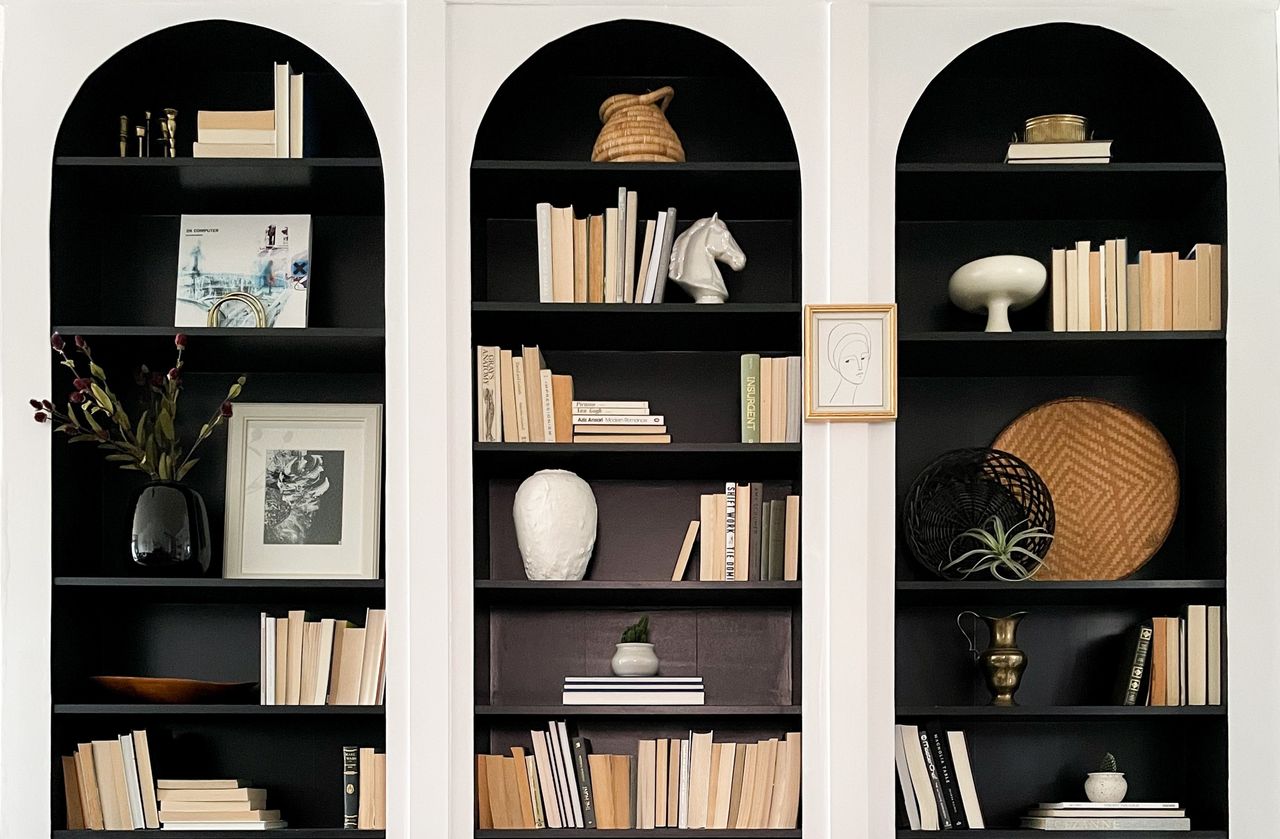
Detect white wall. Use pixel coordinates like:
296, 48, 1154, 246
0, 1, 410, 835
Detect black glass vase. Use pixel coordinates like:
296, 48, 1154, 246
130, 480, 211, 575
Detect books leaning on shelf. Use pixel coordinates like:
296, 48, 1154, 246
1134, 605, 1223, 707
475, 344, 670, 444
683, 485, 799, 581
740, 354, 802, 443
477, 723, 801, 830
561, 676, 705, 706
342, 746, 387, 829
1021, 801, 1189, 831
1048, 240, 1222, 332
259, 608, 387, 706
156, 779, 285, 831
894, 723, 984, 831
193, 62, 310, 158
1006, 139, 1112, 164
536, 190, 680, 303
62, 730, 161, 830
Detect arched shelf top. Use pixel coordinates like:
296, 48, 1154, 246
897, 22, 1224, 165
473, 19, 798, 163
54, 19, 379, 159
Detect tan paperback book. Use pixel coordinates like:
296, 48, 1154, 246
131, 730, 160, 828
760, 357, 774, 442
157, 788, 267, 803
1050, 248, 1066, 331
1088, 249, 1101, 331
609, 753, 632, 828
498, 350, 518, 443
511, 358, 531, 442
655, 738, 669, 827
726, 741, 749, 828
637, 739, 656, 829
1115, 239, 1129, 331
687, 731, 714, 829
510, 748, 536, 829
1126, 263, 1142, 330
699, 495, 716, 581
589, 754, 615, 829
551, 206, 575, 303
784, 495, 801, 581
588, 215, 605, 303
1104, 239, 1119, 331
285, 609, 306, 705
358, 609, 387, 705
672, 520, 699, 581
333, 626, 366, 704
156, 779, 249, 789
520, 346, 544, 442
1065, 248, 1079, 331
710, 742, 736, 828
573, 216, 588, 303
552, 374, 574, 443
734, 743, 758, 828
74, 745, 105, 829
62, 755, 85, 829
160, 810, 281, 823
360, 748, 378, 829
667, 740, 682, 826
705, 744, 723, 829
1173, 258, 1198, 330
1074, 241, 1091, 331
475, 755, 493, 829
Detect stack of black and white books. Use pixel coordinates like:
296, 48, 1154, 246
1021, 801, 1189, 831
561, 676, 705, 706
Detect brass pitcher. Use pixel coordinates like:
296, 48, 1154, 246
958, 611, 1027, 706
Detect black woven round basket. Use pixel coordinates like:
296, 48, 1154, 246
902, 447, 1055, 580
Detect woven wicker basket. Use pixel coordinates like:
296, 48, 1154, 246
592, 86, 686, 163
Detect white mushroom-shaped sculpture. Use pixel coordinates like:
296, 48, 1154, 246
948, 255, 1047, 332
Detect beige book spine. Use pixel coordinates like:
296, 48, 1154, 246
760, 357, 773, 443
1208, 243, 1222, 330
573, 216, 588, 303
132, 730, 160, 828
699, 495, 715, 581
771, 357, 787, 442
333, 626, 366, 704
710, 743, 736, 828
510, 747, 536, 829
62, 755, 86, 829
1105, 239, 1119, 331
604, 207, 619, 304
359, 748, 377, 829
637, 739, 656, 829
1088, 249, 1101, 331
551, 374, 574, 444
285, 610, 305, 705
498, 350, 518, 443
784, 495, 801, 581
704, 744, 723, 830
1051, 248, 1066, 331
589, 753, 615, 829
624, 191, 639, 302
712, 494, 726, 581
1115, 239, 1129, 331
1074, 241, 1091, 331
91, 741, 123, 829
667, 740, 682, 827
1173, 258, 1198, 330
735, 743, 758, 829
1126, 263, 1141, 331
726, 739, 749, 828
551, 206, 574, 303
75, 745, 105, 829
358, 609, 387, 705
521, 347, 544, 443
511, 358, 531, 442
636, 220, 656, 303
1139, 250, 1154, 330
1065, 248, 1079, 331
655, 738, 669, 828
588, 215, 605, 303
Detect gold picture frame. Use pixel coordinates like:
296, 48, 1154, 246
804, 303, 897, 421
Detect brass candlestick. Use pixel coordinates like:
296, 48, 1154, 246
958, 610, 1028, 706
119, 115, 129, 157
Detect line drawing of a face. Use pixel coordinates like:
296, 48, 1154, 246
826, 321, 873, 405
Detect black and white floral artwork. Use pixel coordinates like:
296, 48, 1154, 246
263, 449, 344, 545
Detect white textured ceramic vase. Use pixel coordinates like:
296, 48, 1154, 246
948, 254, 1047, 332
611, 643, 659, 677
512, 469, 597, 581
1084, 772, 1128, 804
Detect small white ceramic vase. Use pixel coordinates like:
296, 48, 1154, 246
611, 642, 659, 677
948, 254, 1047, 332
512, 469, 597, 581
1084, 772, 1128, 804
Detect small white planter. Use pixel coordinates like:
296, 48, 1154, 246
611, 642, 659, 677
1084, 771, 1128, 803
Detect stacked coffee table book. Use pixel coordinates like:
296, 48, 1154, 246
561, 676, 705, 705
156, 779, 285, 831
1021, 801, 1188, 831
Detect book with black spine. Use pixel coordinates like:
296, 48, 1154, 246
924, 721, 967, 828
748, 482, 764, 581
916, 726, 953, 829
342, 746, 359, 828
571, 737, 597, 828
724, 482, 737, 580
1114, 619, 1155, 705
759, 500, 772, 581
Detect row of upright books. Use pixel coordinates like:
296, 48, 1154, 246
671, 484, 800, 582
475, 344, 669, 443
477, 722, 801, 830
1114, 606, 1223, 707
740, 355, 801, 443
535, 190, 679, 303
342, 746, 388, 829
194, 62, 310, 158
258, 608, 386, 705
894, 723, 983, 831
1048, 240, 1222, 331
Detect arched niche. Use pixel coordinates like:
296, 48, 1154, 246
471, 19, 801, 305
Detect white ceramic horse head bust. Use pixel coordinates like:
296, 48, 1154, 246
668, 213, 747, 304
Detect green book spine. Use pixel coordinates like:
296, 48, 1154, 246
748, 482, 764, 581
740, 354, 761, 443
768, 500, 786, 581
627, 754, 638, 828
759, 498, 772, 581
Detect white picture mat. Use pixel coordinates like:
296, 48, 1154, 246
814, 311, 888, 410
223, 403, 382, 579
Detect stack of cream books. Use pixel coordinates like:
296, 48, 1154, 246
259, 608, 387, 705
157, 779, 285, 831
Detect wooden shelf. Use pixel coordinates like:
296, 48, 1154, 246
49, 326, 384, 373
476, 580, 800, 606
896, 579, 1225, 605
54, 704, 384, 716
476, 705, 801, 717
896, 705, 1226, 720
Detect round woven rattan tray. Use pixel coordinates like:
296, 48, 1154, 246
992, 397, 1179, 580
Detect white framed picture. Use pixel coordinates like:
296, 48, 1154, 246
804, 304, 898, 421
223, 403, 382, 579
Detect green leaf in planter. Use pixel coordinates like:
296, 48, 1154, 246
89, 362, 107, 380
89, 383, 114, 414
105, 454, 136, 463
82, 409, 103, 435
69, 434, 99, 443
157, 408, 175, 443
176, 459, 199, 481
119, 463, 147, 473
158, 453, 172, 481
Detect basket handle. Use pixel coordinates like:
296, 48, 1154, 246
637, 86, 675, 113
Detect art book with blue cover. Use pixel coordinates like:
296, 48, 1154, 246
175, 214, 311, 328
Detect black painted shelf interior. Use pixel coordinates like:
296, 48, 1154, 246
476, 580, 799, 607
473, 160, 799, 173
50, 20, 387, 833
894, 22, 1228, 835
897, 832, 1223, 839
54, 704, 385, 716
55, 832, 385, 839
476, 705, 801, 717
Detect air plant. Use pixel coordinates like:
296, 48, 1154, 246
619, 615, 651, 644
31, 332, 246, 482
943, 515, 1052, 581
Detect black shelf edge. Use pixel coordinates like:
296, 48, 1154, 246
54, 832, 383, 839
476, 580, 800, 606
473, 302, 801, 314
901, 330, 1223, 343
52, 325, 385, 339
477, 832, 800, 838
895, 705, 1225, 719
898, 579, 1225, 592
54, 156, 382, 168
897, 831, 1223, 839
478, 580, 800, 591
54, 704, 384, 715
896, 579, 1225, 606
475, 443, 800, 454
896, 162, 1225, 173
476, 705, 801, 717
55, 576, 386, 589
472, 160, 799, 173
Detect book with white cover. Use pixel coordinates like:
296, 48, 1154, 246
571, 415, 665, 425
898, 725, 939, 830
118, 734, 146, 830
161, 821, 287, 830
947, 730, 984, 828
641, 212, 669, 303
563, 691, 705, 705
1020, 816, 1191, 830
1039, 802, 1180, 809
653, 208, 678, 303
273, 62, 291, 158
1006, 140, 1112, 161
564, 677, 702, 684
1028, 808, 1185, 818
893, 724, 921, 830
175, 215, 311, 328
536, 203, 553, 302
289, 73, 305, 158
572, 401, 649, 411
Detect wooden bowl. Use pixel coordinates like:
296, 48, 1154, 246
91, 676, 258, 703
